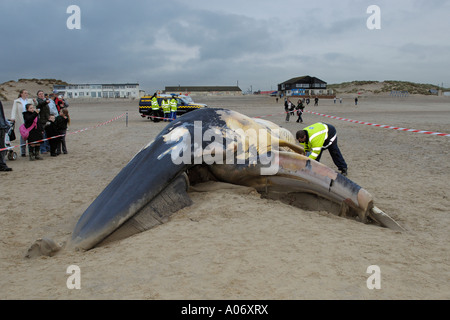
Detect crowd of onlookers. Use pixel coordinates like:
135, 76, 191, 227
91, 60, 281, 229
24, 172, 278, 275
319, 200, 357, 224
0, 89, 70, 172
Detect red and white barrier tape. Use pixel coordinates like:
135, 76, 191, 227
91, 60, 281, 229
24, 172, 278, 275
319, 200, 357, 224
256, 110, 450, 137
3, 109, 447, 154
1, 113, 126, 152
303, 110, 450, 137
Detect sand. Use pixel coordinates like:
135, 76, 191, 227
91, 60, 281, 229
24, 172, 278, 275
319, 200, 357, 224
0, 94, 449, 300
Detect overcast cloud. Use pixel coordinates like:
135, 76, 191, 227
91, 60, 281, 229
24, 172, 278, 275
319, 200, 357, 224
1, 0, 449, 93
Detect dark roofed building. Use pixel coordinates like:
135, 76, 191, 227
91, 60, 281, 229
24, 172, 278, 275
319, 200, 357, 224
278, 76, 334, 98
278, 76, 327, 91
165, 86, 242, 96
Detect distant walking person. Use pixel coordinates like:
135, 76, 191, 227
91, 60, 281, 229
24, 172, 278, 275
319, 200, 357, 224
295, 99, 305, 123
296, 122, 348, 176
284, 98, 290, 122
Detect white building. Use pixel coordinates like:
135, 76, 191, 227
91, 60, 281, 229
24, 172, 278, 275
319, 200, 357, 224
53, 83, 141, 99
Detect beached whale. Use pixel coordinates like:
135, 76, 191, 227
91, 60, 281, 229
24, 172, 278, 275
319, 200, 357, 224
70, 108, 404, 251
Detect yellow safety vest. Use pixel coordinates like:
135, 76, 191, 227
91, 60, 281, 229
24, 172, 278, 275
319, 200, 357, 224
300, 122, 329, 160
151, 97, 159, 110
162, 100, 170, 113
170, 99, 177, 112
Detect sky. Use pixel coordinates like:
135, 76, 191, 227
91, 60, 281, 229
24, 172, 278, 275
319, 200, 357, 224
1, 0, 449, 94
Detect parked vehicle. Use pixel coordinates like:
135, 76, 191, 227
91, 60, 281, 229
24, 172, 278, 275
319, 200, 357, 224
139, 94, 207, 121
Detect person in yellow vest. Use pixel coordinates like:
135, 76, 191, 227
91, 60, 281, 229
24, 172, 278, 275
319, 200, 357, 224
169, 96, 177, 121
150, 93, 160, 122
296, 122, 348, 176
161, 97, 170, 122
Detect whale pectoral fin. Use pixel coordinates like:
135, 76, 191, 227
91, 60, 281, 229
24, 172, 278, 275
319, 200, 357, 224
368, 206, 406, 231
97, 173, 193, 246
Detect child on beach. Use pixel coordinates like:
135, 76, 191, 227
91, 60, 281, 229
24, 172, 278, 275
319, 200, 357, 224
45, 115, 60, 157
22, 103, 44, 161
55, 108, 70, 154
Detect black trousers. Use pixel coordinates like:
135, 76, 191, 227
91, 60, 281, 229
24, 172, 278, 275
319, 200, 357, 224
315, 124, 347, 170
0, 129, 7, 168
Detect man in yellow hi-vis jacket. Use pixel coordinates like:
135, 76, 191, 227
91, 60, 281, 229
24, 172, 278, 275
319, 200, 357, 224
150, 93, 161, 122
296, 122, 348, 176
169, 97, 177, 121
161, 97, 170, 122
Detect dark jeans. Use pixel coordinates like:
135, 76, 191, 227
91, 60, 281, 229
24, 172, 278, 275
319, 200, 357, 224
56, 130, 67, 154
316, 124, 347, 170
49, 136, 60, 155
285, 109, 290, 121
20, 135, 26, 156
40, 131, 50, 153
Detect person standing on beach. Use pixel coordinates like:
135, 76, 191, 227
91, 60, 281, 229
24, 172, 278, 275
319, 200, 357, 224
150, 93, 160, 121
284, 98, 292, 122
296, 122, 348, 176
10, 89, 34, 157
169, 96, 177, 121
45, 115, 59, 157
295, 99, 305, 123
36, 90, 51, 154
22, 103, 44, 161
0, 100, 13, 171
55, 107, 70, 155
161, 97, 170, 121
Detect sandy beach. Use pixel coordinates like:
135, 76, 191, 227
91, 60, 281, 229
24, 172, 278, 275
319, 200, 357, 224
0, 94, 449, 300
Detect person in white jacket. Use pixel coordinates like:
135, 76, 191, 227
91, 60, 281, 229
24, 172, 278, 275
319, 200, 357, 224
10, 89, 35, 157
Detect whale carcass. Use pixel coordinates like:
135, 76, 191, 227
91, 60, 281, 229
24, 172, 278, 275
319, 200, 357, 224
70, 108, 404, 251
